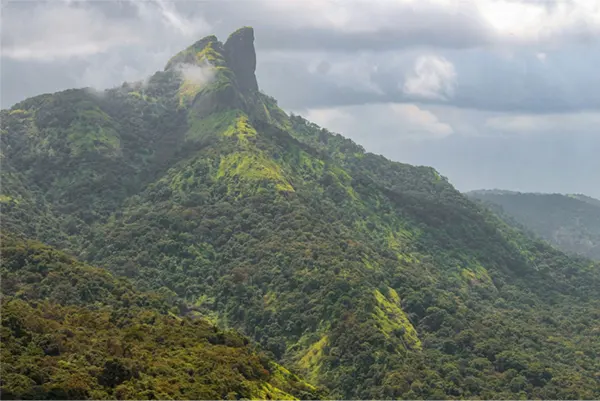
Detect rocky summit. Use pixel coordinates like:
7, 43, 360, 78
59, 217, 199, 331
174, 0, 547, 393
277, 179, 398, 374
224, 27, 259, 92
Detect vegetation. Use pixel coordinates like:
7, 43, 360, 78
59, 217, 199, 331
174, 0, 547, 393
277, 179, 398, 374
2, 27, 600, 399
468, 190, 600, 260
0, 235, 322, 400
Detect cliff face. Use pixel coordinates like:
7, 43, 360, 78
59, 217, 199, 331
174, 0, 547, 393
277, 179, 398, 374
224, 26, 259, 93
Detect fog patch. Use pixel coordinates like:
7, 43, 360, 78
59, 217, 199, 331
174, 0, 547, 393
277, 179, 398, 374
83, 87, 109, 99
173, 58, 216, 87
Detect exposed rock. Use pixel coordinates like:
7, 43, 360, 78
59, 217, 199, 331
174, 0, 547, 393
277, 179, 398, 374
224, 26, 258, 93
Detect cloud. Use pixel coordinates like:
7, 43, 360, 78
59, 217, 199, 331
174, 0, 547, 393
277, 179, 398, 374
403, 55, 457, 100
485, 111, 600, 136
73, 49, 164, 91
477, 0, 600, 45
201, 0, 600, 51
307, 55, 384, 95
2, 0, 600, 115
304, 103, 453, 146
133, 0, 211, 38
1, 3, 141, 60
1, 0, 211, 61
229, 0, 491, 51
258, 42, 600, 114
173, 59, 216, 86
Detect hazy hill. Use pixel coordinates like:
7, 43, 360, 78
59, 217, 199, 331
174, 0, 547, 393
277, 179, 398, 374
2, 28, 600, 399
570, 193, 600, 208
467, 190, 600, 260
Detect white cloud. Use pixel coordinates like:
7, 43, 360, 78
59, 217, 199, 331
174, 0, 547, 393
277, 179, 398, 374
174, 59, 216, 86
78, 53, 146, 91
391, 103, 454, 138
1, 0, 211, 61
134, 0, 210, 38
1, 5, 141, 60
403, 55, 457, 100
485, 112, 600, 135
304, 103, 454, 144
477, 0, 600, 44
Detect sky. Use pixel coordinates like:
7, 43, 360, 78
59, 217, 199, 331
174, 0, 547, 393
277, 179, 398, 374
1, 0, 599, 198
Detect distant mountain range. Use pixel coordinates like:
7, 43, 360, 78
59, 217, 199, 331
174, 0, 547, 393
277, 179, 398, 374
467, 190, 600, 260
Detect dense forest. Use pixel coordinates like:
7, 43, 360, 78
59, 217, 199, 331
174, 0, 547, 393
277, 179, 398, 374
0, 235, 322, 400
2, 27, 600, 399
467, 190, 600, 260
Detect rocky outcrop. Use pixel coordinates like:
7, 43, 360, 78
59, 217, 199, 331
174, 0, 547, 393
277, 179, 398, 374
224, 27, 258, 93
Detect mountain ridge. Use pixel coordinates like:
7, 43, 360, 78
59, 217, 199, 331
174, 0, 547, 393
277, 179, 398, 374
468, 189, 599, 201
467, 190, 600, 261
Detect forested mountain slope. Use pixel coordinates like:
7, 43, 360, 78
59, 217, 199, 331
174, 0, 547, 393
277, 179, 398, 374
0, 235, 321, 400
467, 190, 600, 260
2, 27, 600, 399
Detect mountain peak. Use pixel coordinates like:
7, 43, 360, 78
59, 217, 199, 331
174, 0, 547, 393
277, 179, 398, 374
224, 26, 258, 92
163, 27, 258, 98
164, 34, 222, 71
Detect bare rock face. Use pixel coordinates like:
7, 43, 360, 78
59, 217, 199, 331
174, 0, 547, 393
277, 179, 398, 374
224, 27, 258, 93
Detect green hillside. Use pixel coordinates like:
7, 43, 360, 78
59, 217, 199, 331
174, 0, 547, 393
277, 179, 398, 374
2, 27, 600, 399
467, 190, 600, 260
0, 235, 321, 400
